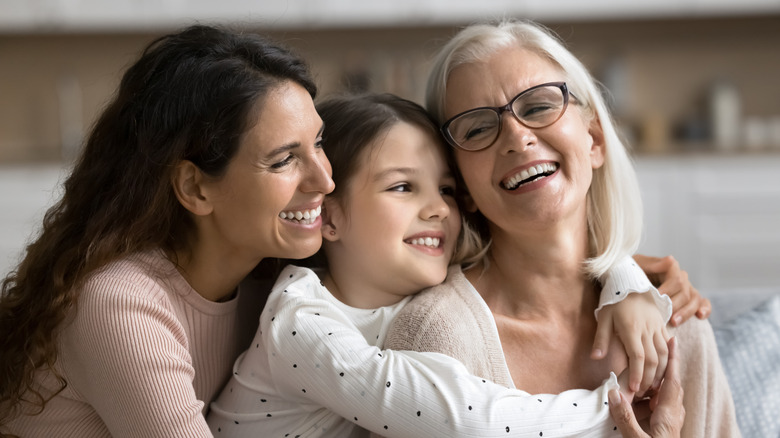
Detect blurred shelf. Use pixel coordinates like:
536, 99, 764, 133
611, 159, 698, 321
633, 143, 780, 158
636, 153, 780, 290
2, 0, 780, 33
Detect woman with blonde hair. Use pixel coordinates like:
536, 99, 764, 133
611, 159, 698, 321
386, 19, 739, 436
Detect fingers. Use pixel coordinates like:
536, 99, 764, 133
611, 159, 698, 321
669, 292, 698, 327
639, 331, 659, 395
624, 331, 645, 393
612, 336, 684, 438
609, 388, 649, 438
670, 285, 711, 326
650, 336, 677, 413
696, 294, 712, 319
656, 257, 685, 298
649, 330, 669, 395
649, 337, 685, 437
649, 255, 708, 327
660, 337, 680, 395
607, 291, 669, 395
637, 325, 668, 396
592, 313, 613, 360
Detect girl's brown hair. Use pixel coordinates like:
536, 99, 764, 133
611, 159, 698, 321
307, 93, 480, 269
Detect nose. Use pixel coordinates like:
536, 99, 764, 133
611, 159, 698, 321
421, 191, 452, 222
496, 112, 537, 154
301, 150, 335, 194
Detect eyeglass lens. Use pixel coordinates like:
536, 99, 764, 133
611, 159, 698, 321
446, 84, 566, 151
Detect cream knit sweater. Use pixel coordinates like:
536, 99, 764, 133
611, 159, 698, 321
385, 265, 742, 437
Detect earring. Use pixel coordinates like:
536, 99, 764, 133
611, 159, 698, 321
329, 230, 336, 236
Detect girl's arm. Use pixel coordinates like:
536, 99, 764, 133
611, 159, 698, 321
593, 256, 673, 396
214, 266, 625, 438
63, 277, 212, 437
594, 255, 673, 323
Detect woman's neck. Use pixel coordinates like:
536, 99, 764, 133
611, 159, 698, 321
468, 219, 597, 319
173, 240, 259, 303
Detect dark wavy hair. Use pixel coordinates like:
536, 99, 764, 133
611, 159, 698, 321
0, 24, 316, 430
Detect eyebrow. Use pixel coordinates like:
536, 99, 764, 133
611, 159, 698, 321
266, 123, 325, 157
373, 167, 416, 181
373, 166, 455, 182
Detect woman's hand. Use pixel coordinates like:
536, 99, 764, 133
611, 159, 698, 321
593, 292, 669, 394
609, 337, 685, 438
633, 254, 711, 326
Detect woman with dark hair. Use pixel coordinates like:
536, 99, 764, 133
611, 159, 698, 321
0, 24, 334, 437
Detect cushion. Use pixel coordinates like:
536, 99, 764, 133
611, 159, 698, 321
714, 295, 780, 437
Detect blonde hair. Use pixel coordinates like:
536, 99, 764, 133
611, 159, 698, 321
426, 19, 642, 278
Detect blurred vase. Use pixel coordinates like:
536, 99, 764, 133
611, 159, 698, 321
709, 80, 742, 152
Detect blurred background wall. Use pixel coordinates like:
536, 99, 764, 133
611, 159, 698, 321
1, 0, 779, 291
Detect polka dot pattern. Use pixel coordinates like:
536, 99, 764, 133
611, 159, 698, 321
208, 265, 625, 437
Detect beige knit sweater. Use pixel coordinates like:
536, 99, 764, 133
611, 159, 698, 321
385, 265, 742, 437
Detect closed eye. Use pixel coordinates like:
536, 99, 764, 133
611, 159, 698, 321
388, 182, 412, 193
270, 153, 295, 169
465, 125, 492, 140
521, 103, 556, 118
440, 185, 456, 197
464, 121, 498, 140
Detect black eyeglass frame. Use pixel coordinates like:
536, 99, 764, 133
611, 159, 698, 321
441, 81, 574, 151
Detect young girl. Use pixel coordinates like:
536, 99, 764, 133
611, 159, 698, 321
206, 93, 673, 437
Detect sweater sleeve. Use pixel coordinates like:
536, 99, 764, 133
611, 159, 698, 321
62, 275, 212, 438
595, 255, 673, 323
251, 273, 623, 438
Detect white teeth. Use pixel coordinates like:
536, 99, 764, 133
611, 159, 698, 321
407, 237, 441, 248
279, 206, 322, 224
504, 162, 558, 189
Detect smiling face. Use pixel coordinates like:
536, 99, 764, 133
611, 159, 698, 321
323, 121, 461, 307
444, 47, 605, 239
200, 80, 334, 264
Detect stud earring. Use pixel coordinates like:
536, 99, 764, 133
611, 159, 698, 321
329, 230, 336, 236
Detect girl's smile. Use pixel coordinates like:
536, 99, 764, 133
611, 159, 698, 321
403, 231, 447, 256
322, 120, 461, 308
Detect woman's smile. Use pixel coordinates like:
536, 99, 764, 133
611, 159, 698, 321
501, 161, 560, 191
278, 205, 323, 225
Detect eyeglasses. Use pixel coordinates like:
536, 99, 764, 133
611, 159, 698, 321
441, 82, 573, 151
